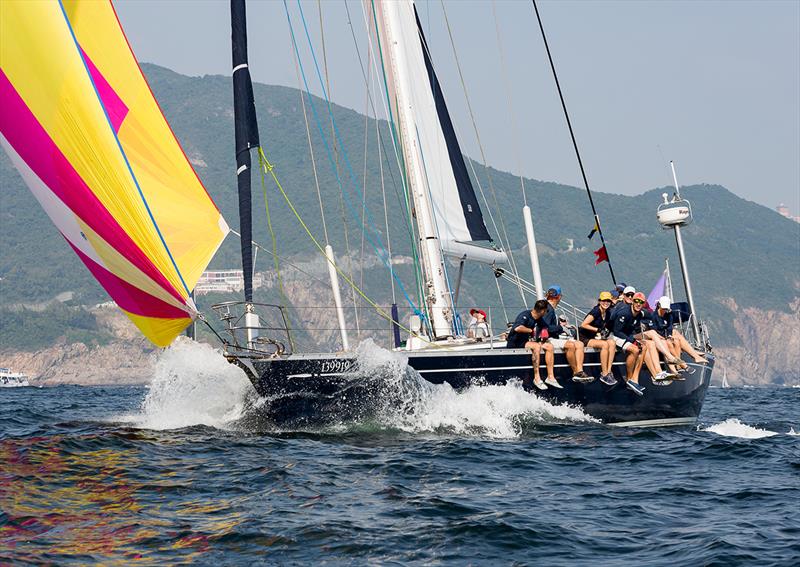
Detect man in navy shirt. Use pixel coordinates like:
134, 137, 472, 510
610, 292, 650, 395
545, 286, 592, 383
506, 300, 560, 390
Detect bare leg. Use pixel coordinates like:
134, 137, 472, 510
527, 341, 544, 385
574, 340, 585, 371
564, 344, 577, 372
643, 341, 662, 378
674, 331, 708, 362
626, 344, 642, 382
606, 338, 617, 376
588, 339, 610, 375
543, 342, 555, 379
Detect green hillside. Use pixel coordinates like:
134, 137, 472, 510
1, 64, 798, 350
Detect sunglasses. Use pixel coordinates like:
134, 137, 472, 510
633, 299, 645, 305
624, 293, 635, 297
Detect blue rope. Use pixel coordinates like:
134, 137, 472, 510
283, 1, 422, 315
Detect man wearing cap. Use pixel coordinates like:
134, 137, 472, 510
612, 285, 637, 316
467, 308, 490, 340
506, 300, 560, 390
609, 291, 649, 394
544, 285, 592, 383
579, 291, 617, 385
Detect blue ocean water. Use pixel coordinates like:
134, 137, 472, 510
1, 342, 798, 565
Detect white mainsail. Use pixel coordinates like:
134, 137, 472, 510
370, 0, 506, 337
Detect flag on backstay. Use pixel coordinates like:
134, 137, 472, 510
587, 221, 599, 239
593, 245, 608, 265
648, 269, 668, 307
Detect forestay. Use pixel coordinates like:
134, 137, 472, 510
0, 0, 228, 347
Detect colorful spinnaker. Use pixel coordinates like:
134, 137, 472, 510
0, 0, 228, 347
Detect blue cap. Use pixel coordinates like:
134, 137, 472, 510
547, 285, 562, 297
615, 283, 626, 292
611, 290, 621, 298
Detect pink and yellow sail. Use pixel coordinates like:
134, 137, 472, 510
0, 0, 228, 347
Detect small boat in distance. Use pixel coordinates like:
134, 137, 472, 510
721, 369, 730, 388
0, 368, 29, 388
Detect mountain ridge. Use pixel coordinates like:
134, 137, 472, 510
1, 63, 798, 385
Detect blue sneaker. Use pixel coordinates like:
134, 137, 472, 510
600, 373, 617, 386
626, 380, 645, 396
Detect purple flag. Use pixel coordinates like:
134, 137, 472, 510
647, 271, 667, 309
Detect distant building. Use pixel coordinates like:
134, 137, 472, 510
776, 203, 800, 223
195, 269, 264, 295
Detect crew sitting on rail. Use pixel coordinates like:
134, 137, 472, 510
544, 285, 592, 383
609, 291, 651, 395
467, 308, 490, 340
643, 296, 689, 377
652, 296, 709, 365
579, 291, 618, 386
506, 299, 560, 390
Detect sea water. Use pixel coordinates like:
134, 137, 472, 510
1, 341, 798, 565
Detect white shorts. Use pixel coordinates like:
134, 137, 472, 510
550, 338, 578, 350
614, 336, 634, 351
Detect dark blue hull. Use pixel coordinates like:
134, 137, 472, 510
248, 348, 714, 427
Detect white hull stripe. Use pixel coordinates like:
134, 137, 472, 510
608, 417, 697, 428
232, 63, 249, 73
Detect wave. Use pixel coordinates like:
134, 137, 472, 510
119, 338, 254, 430
118, 339, 595, 438
700, 418, 778, 439
263, 340, 597, 438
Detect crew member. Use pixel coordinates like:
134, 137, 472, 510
579, 291, 617, 385
506, 300, 561, 390
544, 285, 592, 383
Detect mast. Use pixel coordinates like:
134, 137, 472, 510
231, 0, 259, 305
374, 0, 454, 338
669, 161, 701, 343
231, 0, 261, 344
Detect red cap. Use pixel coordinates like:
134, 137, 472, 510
470, 308, 487, 318
633, 292, 646, 302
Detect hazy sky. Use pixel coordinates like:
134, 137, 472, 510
114, 0, 800, 212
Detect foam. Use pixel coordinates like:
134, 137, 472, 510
700, 418, 778, 439
122, 338, 253, 430
353, 341, 597, 438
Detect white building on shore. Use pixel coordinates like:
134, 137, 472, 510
194, 270, 265, 295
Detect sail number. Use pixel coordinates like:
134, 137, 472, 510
320, 359, 354, 374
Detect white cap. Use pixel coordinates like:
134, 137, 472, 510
623, 286, 636, 294
657, 296, 671, 310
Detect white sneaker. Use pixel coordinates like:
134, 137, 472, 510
653, 371, 671, 382
533, 379, 548, 391
544, 377, 563, 389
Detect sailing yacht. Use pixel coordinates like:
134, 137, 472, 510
0, 0, 715, 426
213, 0, 715, 427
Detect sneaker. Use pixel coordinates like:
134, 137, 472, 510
544, 377, 563, 389
599, 373, 617, 386
626, 380, 645, 396
572, 371, 594, 384
651, 378, 673, 387
653, 371, 671, 382
533, 379, 548, 391
679, 366, 696, 376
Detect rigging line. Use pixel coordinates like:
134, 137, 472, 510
258, 156, 292, 336
494, 273, 509, 324
257, 148, 446, 346
377, 101, 397, 304
530, 0, 617, 286
289, 29, 329, 245
359, 0, 428, 310
283, 0, 421, 315
437, 0, 526, 306
229, 229, 332, 289
344, 0, 418, 253
317, 0, 361, 335
491, 0, 527, 206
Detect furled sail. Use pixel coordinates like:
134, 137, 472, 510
0, 0, 228, 347
372, 0, 505, 264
